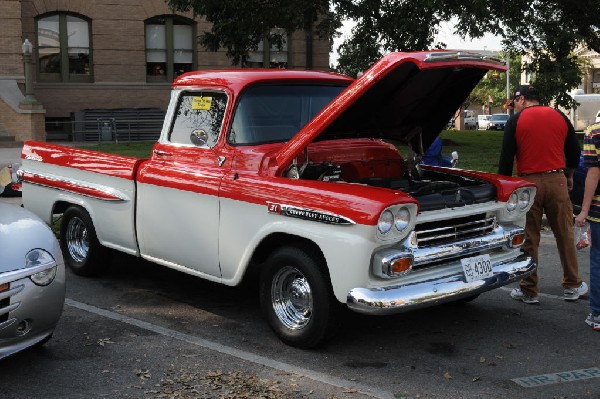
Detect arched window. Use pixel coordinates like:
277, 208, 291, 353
145, 16, 195, 82
37, 13, 92, 82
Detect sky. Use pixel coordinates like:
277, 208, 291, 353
330, 20, 503, 66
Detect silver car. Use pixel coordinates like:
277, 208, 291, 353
488, 113, 510, 130
0, 203, 65, 359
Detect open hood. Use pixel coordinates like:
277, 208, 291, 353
270, 51, 506, 173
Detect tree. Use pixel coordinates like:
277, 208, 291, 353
166, 0, 600, 109
334, 0, 600, 109
468, 53, 522, 113
166, 0, 340, 67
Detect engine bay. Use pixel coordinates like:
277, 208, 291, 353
296, 160, 497, 212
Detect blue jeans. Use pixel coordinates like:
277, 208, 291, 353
590, 221, 600, 315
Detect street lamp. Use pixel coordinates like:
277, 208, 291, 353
20, 38, 39, 106
505, 55, 510, 114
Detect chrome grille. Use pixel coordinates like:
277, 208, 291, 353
0, 282, 22, 324
415, 213, 496, 248
0, 283, 11, 323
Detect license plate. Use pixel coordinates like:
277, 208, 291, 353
461, 254, 493, 282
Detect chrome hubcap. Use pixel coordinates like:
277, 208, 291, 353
66, 217, 89, 263
271, 266, 312, 330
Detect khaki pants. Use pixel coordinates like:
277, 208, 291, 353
520, 172, 582, 296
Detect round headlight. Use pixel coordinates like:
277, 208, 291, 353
518, 190, 530, 209
506, 192, 518, 212
26, 249, 57, 286
394, 208, 411, 232
378, 210, 394, 234
31, 266, 57, 286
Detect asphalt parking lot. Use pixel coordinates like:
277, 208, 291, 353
1, 146, 598, 399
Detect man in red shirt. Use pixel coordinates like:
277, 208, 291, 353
498, 85, 587, 304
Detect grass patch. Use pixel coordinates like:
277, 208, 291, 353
81, 131, 505, 174
440, 129, 504, 173
76, 141, 155, 158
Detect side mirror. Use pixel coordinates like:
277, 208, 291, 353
190, 129, 209, 147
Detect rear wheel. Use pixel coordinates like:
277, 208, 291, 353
259, 246, 338, 348
60, 206, 106, 276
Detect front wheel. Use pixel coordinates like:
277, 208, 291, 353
259, 246, 339, 348
59, 206, 106, 276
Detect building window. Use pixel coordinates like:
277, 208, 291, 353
247, 28, 289, 68
146, 16, 195, 82
37, 13, 92, 82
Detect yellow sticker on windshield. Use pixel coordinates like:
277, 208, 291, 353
192, 97, 212, 110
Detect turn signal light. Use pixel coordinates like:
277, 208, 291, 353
389, 257, 413, 276
0, 283, 8, 292
510, 232, 526, 247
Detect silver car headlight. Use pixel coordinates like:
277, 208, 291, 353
518, 189, 531, 209
506, 192, 518, 212
377, 205, 416, 240
506, 188, 534, 212
26, 249, 57, 286
505, 187, 535, 214
377, 210, 394, 234
394, 208, 411, 232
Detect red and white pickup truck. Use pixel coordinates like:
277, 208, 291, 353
20, 52, 536, 348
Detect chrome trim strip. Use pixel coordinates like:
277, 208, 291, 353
0, 303, 20, 318
424, 52, 506, 66
0, 264, 57, 286
349, 252, 535, 315
20, 168, 130, 202
267, 202, 356, 225
0, 285, 24, 301
0, 319, 17, 331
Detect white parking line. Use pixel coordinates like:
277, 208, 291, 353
65, 298, 394, 399
499, 286, 597, 389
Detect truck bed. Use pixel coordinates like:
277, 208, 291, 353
20, 141, 145, 256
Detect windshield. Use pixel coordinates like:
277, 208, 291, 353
491, 114, 509, 121
229, 84, 347, 145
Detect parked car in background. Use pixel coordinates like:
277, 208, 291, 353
477, 114, 491, 130
463, 110, 477, 130
559, 92, 600, 131
595, 109, 600, 123
488, 113, 510, 130
448, 110, 476, 130
0, 203, 65, 360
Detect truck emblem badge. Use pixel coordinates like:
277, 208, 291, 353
267, 202, 355, 225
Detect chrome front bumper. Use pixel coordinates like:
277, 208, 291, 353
347, 251, 535, 315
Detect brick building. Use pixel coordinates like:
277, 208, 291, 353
0, 0, 332, 142
573, 47, 600, 94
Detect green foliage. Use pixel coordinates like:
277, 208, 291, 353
334, 0, 600, 109
166, 0, 340, 66
163, 1, 600, 108
334, 0, 448, 76
468, 53, 521, 111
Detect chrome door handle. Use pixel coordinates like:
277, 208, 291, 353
153, 149, 172, 157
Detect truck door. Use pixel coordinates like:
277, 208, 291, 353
136, 90, 229, 280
